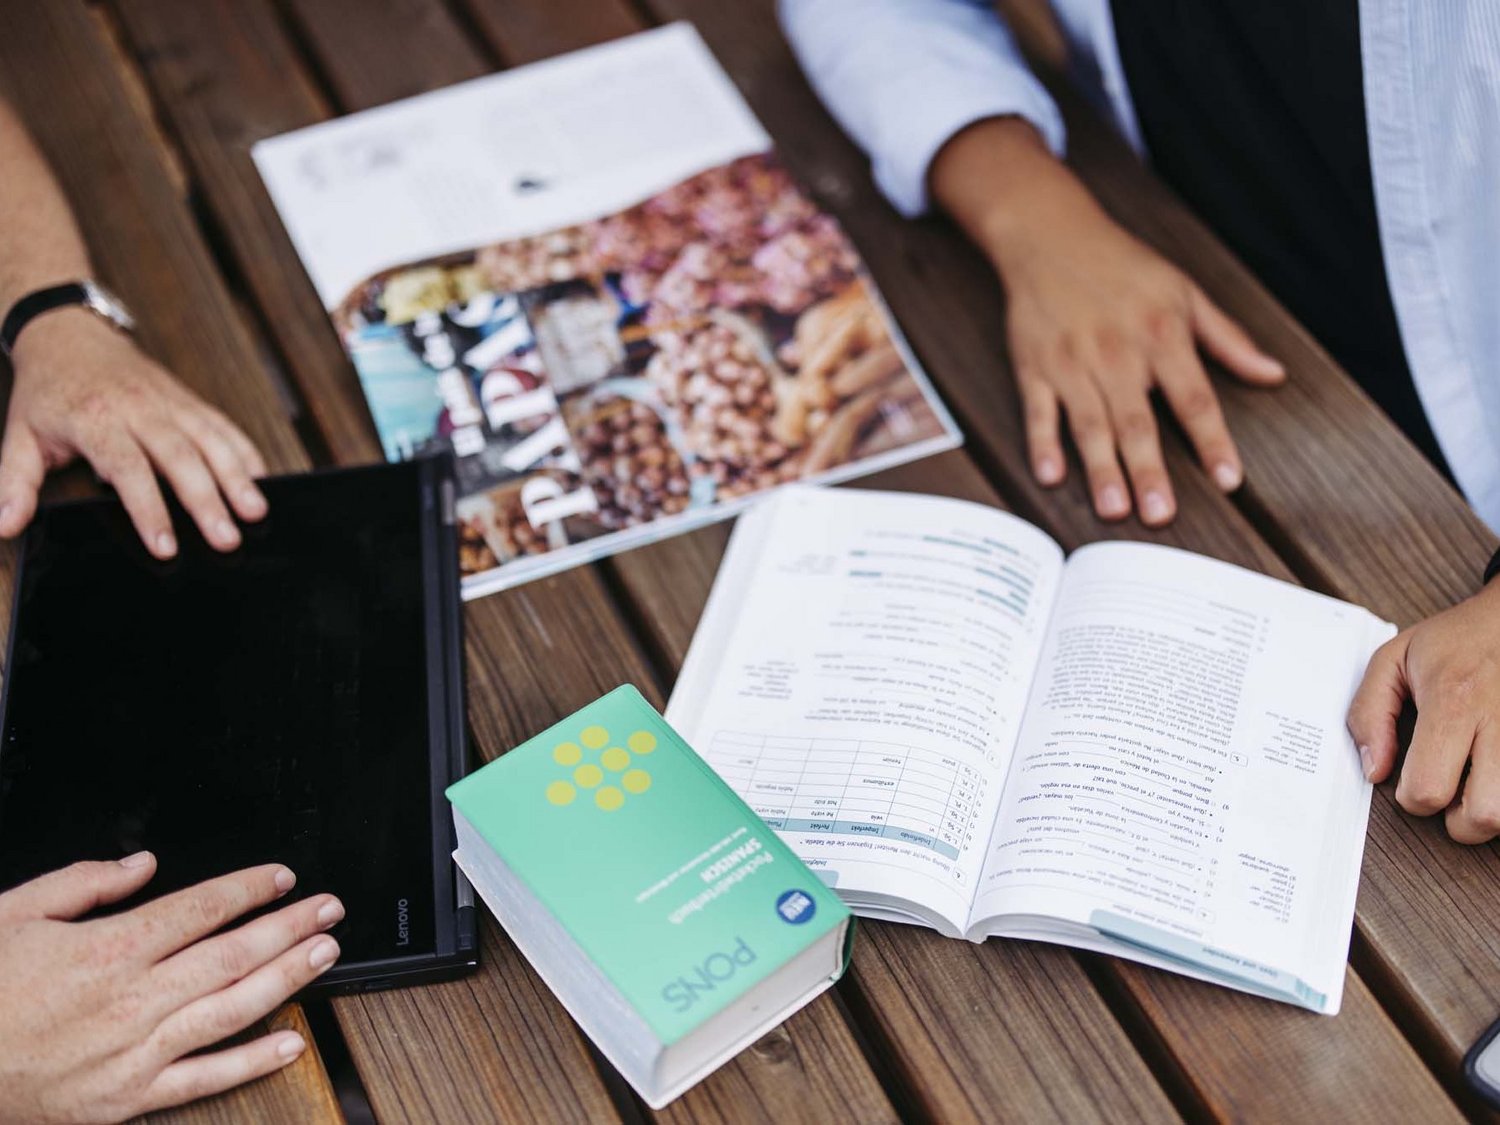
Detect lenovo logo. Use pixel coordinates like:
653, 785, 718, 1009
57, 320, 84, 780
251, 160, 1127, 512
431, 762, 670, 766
396, 897, 410, 947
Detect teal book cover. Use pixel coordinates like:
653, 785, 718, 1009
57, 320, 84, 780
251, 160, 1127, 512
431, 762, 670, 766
446, 684, 851, 1044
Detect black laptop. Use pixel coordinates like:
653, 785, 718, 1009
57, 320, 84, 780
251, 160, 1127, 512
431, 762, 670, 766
0, 458, 476, 994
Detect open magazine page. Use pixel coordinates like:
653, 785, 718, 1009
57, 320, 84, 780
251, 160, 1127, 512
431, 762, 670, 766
968, 542, 1394, 1012
252, 24, 959, 598
668, 488, 1064, 934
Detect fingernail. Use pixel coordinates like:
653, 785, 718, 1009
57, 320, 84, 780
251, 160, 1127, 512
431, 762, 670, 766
317, 898, 345, 928
241, 489, 268, 518
1099, 485, 1128, 517
276, 1033, 306, 1062
1213, 462, 1243, 491
215, 520, 239, 546
274, 867, 296, 893
309, 937, 340, 971
0, 502, 13, 528
1036, 457, 1063, 485
1359, 744, 1375, 780
155, 531, 177, 557
1142, 492, 1172, 524
119, 850, 152, 869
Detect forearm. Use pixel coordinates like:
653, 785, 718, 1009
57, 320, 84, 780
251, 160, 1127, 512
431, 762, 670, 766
0, 101, 92, 318
928, 115, 1110, 277
779, 0, 1064, 216
0, 106, 269, 554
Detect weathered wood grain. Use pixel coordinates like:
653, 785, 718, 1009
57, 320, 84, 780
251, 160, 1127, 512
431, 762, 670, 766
0, 5, 307, 474
451, 1, 1462, 1120
636, 2, 1500, 1110
0, 2, 335, 1121
466, 0, 1480, 1115
281, 1, 902, 1114
1003, 3, 1497, 626
615, 442, 1461, 1122
103, 0, 1498, 1117
111, 0, 375, 464
115, 1, 900, 1120
463, 0, 642, 65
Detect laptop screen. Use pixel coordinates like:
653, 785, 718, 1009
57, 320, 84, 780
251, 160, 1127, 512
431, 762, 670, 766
0, 462, 443, 967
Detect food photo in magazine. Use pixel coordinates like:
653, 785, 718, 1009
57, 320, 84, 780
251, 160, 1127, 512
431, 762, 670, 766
255, 24, 959, 597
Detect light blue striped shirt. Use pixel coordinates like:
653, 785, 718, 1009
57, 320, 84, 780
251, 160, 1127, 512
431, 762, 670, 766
781, 0, 1500, 530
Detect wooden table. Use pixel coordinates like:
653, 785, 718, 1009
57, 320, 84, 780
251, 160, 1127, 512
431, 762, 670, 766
3, 1, 1497, 1120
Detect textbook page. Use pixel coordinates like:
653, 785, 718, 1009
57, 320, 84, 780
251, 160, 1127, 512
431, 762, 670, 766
668, 487, 1064, 934
969, 542, 1394, 1012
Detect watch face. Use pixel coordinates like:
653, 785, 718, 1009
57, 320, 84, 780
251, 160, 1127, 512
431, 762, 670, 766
82, 281, 137, 333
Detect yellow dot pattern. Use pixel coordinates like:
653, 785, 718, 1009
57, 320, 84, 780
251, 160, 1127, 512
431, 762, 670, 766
595, 786, 624, 811
543, 726, 659, 810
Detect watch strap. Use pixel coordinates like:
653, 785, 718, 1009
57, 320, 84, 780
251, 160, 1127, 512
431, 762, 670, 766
2, 282, 100, 358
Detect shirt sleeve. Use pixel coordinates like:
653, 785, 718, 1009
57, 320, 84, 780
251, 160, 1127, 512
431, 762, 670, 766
778, 0, 1066, 216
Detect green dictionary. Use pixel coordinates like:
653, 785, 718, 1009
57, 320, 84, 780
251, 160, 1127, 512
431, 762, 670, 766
447, 684, 854, 1108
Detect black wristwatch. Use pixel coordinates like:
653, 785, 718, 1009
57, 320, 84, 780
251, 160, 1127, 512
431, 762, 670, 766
0, 280, 136, 360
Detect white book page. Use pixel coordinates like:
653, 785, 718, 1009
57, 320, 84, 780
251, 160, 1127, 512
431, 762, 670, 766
969, 543, 1393, 1011
669, 488, 1064, 934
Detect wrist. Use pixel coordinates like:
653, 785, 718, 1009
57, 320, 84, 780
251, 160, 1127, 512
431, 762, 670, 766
8, 304, 137, 373
974, 167, 1114, 282
1484, 545, 1500, 588
929, 115, 1111, 280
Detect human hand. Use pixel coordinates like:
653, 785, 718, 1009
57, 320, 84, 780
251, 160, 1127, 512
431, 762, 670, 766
997, 208, 1285, 524
1348, 581, 1500, 844
0, 310, 269, 557
0, 854, 342, 1123
930, 117, 1285, 525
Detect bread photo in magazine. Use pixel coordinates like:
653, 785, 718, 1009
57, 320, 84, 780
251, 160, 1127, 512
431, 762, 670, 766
252, 23, 960, 598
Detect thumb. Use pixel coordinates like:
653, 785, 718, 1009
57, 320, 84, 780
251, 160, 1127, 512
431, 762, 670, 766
1189, 288, 1286, 386
2, 853, 157, 921
1347, 633, 1411, 782
0, 422, 47, 538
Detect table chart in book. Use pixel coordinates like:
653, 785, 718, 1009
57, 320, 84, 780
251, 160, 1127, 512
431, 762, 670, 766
706, 732, 985, 862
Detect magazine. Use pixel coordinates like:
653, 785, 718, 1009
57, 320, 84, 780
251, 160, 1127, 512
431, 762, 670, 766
667, 487, 1395, 1013
252, 24, 960, 598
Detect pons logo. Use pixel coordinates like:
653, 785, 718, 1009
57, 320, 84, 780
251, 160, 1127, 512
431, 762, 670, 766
775, 889, 816, 925
661, 938, 756, 1013
396, 897, 411, 947
544, 724, 656, 812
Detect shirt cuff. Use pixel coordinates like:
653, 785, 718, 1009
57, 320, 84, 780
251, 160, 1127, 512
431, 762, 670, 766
872, 79, 1066, 217
1483, 545, 1500, 585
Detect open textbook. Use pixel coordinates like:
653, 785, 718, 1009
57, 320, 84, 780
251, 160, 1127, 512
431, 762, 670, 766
252, 24, 957, 599
667, 487, 1396, 1013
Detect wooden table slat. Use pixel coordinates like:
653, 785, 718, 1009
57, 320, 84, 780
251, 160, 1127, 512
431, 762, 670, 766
111, 0, 376, 466
635, 0, 1500, 1109
462, 0, 642, 66
0, 4, 334, 1122
113, 1, 902, 1120
92, 0, 1500, 1117
612, 444, 1462, 1122
454, 1, 1471, 1119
